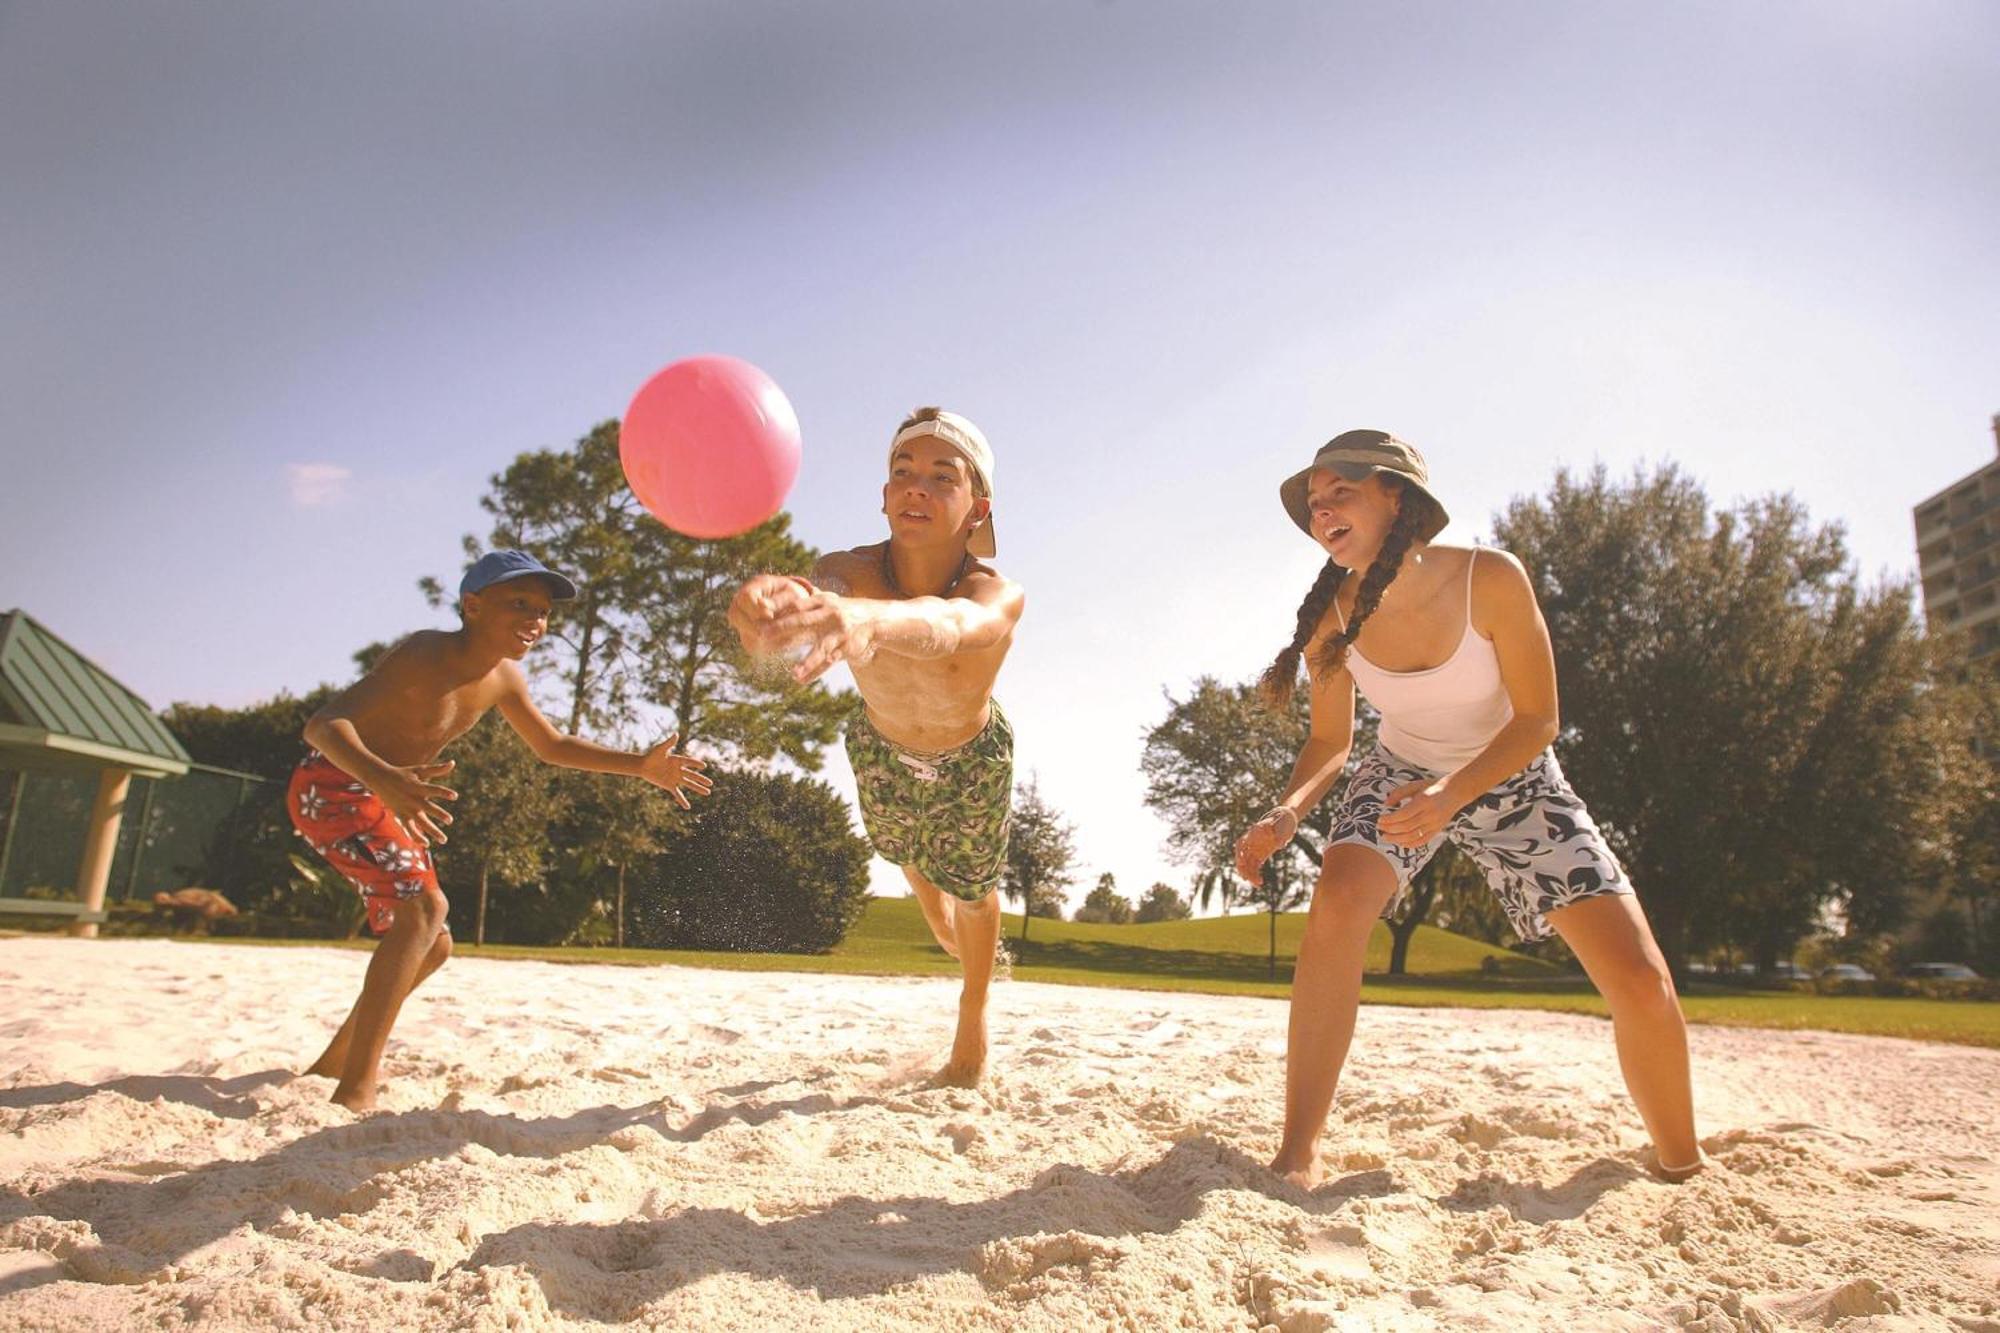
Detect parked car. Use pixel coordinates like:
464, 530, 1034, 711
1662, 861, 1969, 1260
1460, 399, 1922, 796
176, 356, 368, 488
1766, 962, 1809, 981
1903, 962, 1981, 981
1819, 964, 1877, 982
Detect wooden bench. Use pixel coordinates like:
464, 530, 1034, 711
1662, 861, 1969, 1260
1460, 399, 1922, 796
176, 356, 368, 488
0, 898, 108, 925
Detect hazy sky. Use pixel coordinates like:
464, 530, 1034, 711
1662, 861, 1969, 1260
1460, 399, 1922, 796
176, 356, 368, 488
5, 1, 1997, 909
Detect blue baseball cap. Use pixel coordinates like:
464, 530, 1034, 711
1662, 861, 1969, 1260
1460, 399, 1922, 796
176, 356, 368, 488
459, 549, 578, 601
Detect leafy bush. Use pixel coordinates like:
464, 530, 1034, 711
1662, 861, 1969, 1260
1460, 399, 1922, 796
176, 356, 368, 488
626, 770, 870, 953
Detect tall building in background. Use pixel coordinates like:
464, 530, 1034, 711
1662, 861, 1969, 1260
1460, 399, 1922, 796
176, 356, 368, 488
1915, 414, 2000, 662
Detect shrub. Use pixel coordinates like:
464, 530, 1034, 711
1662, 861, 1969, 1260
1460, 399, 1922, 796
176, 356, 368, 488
626, 770, 870, 953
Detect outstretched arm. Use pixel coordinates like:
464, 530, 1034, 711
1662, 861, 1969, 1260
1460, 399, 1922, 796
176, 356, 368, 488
494, 663, 714, 808
774, 561, 1025, 683
1234, 661, 1356, 886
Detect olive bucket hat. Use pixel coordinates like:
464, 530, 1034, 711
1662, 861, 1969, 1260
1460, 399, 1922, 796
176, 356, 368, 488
1278, 429, 1450, 543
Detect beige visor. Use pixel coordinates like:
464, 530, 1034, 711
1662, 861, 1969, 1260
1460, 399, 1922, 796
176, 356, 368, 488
888, 410, 996, 557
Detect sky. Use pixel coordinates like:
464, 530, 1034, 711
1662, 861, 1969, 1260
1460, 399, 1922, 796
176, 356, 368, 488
4, 0, 1998, 911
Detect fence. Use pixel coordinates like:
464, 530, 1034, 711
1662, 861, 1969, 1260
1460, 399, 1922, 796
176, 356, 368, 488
0, 763, 269, 903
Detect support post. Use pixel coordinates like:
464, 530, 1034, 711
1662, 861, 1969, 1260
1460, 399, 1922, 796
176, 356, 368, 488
71, 768, 131, 939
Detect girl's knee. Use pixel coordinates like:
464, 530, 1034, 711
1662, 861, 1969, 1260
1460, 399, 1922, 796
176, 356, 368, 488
1600, 954, 1678, 1012
1306, 876, 1396, 936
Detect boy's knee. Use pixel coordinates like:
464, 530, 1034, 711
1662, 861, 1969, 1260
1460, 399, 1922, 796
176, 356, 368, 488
958, 892, 1000, 919
431, 931, 454, 963
405, 890, 449, 932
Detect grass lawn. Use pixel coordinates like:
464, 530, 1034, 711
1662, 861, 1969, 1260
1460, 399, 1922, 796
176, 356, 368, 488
110, 896, 2000, 1049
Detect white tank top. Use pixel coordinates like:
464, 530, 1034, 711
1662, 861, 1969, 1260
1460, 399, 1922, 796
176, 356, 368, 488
1337, 549, 1514, 773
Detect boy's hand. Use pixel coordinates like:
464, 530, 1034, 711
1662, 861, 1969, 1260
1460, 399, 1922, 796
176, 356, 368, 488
638, 733, 713, 809
729, 575, 816, 655
777, 593, 877, 683
376, 760, 458, 846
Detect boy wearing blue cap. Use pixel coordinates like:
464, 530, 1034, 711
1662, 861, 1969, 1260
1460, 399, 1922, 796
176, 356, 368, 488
288, 549, 711, 1111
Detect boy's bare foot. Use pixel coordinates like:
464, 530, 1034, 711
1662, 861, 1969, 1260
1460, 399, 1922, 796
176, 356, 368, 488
933, 1026, 987, 1087
303, 1055, 341, 1079
1269, 1149, 1324, 1190
933, 1052, 985, 1088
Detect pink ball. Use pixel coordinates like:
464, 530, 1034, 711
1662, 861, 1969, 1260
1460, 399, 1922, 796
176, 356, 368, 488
619, 356, 801, 539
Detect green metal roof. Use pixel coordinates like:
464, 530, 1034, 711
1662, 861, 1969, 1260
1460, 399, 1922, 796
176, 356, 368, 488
0, 610, 191, 777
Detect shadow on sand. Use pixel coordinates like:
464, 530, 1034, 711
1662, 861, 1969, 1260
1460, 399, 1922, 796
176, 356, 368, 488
1, 1071, 1645, 1310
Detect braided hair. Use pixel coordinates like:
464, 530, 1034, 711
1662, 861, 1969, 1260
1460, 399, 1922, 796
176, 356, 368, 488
1257, 560, 1344, 708
1259, 479, 1446, 708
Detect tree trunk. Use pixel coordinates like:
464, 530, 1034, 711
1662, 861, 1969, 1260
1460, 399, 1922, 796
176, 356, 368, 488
476, 860, 491, 946
568, 599, 599, 733
1386, 875, 1438, 976
615, 861, 627, 949
1268, 904, 1279, 980
1019, 892, 1032, 944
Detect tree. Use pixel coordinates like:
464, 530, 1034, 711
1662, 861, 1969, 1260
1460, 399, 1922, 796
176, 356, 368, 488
1423, 843, 1514, 947
1931, 659, 2000, 970
165, 687, 336, 782
1134, 882, 1192, 923
165, 683, 348, 916
1144, 677, 1412, 974
424, 421, 651, 733
562, 764, 679, 948
628, 770, 871, 953
1073, 872, 1134, 924
435, 715, 572, 945
1002, 775, 1076, 941
629, 511, 853, 770
433, 420, 853, 767
1492, 464, 1965, 970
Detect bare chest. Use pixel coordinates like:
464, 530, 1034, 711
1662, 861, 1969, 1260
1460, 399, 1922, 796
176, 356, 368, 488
357, 676, 505, 766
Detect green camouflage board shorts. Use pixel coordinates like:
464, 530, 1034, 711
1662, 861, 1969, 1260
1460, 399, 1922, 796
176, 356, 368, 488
845, 701, 1013, 901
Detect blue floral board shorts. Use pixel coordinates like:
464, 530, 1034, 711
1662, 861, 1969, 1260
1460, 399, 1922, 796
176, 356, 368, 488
1328, 745, 1633, 943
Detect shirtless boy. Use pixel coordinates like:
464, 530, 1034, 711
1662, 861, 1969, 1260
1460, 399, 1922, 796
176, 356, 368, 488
288, 549, 711, 1110
728, 408, 1025, 1085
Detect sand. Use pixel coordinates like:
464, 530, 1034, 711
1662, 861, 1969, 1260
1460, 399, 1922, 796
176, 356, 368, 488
1, 937, 1995, 1332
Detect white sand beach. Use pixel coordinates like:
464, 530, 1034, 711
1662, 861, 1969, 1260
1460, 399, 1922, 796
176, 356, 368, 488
1, 936, 1995, 1331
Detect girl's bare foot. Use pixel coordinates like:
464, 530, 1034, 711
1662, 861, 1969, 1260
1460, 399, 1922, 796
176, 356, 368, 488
303, 1046, 348, 1079
330, 1081, 379, 1112
1269, 1148, 1324, 1190
1649, 1150, 1706, 1183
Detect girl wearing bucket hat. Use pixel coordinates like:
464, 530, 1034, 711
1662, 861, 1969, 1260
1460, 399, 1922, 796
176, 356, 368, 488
1235, 430, 1701, 1187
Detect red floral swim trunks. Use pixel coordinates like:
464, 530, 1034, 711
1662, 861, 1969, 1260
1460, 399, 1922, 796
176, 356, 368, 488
286, 751, 446, 935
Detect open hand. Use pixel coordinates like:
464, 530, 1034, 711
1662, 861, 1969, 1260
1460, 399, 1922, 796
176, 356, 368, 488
638, 733, 713, 809
377, 760, 457, 846
1377, 778, 1459, 848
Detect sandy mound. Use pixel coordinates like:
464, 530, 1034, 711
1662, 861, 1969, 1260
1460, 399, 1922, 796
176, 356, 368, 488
1, 937, 1994, 1331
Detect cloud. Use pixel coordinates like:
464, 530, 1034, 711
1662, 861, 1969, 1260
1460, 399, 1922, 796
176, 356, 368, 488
288, 462, 352, 507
